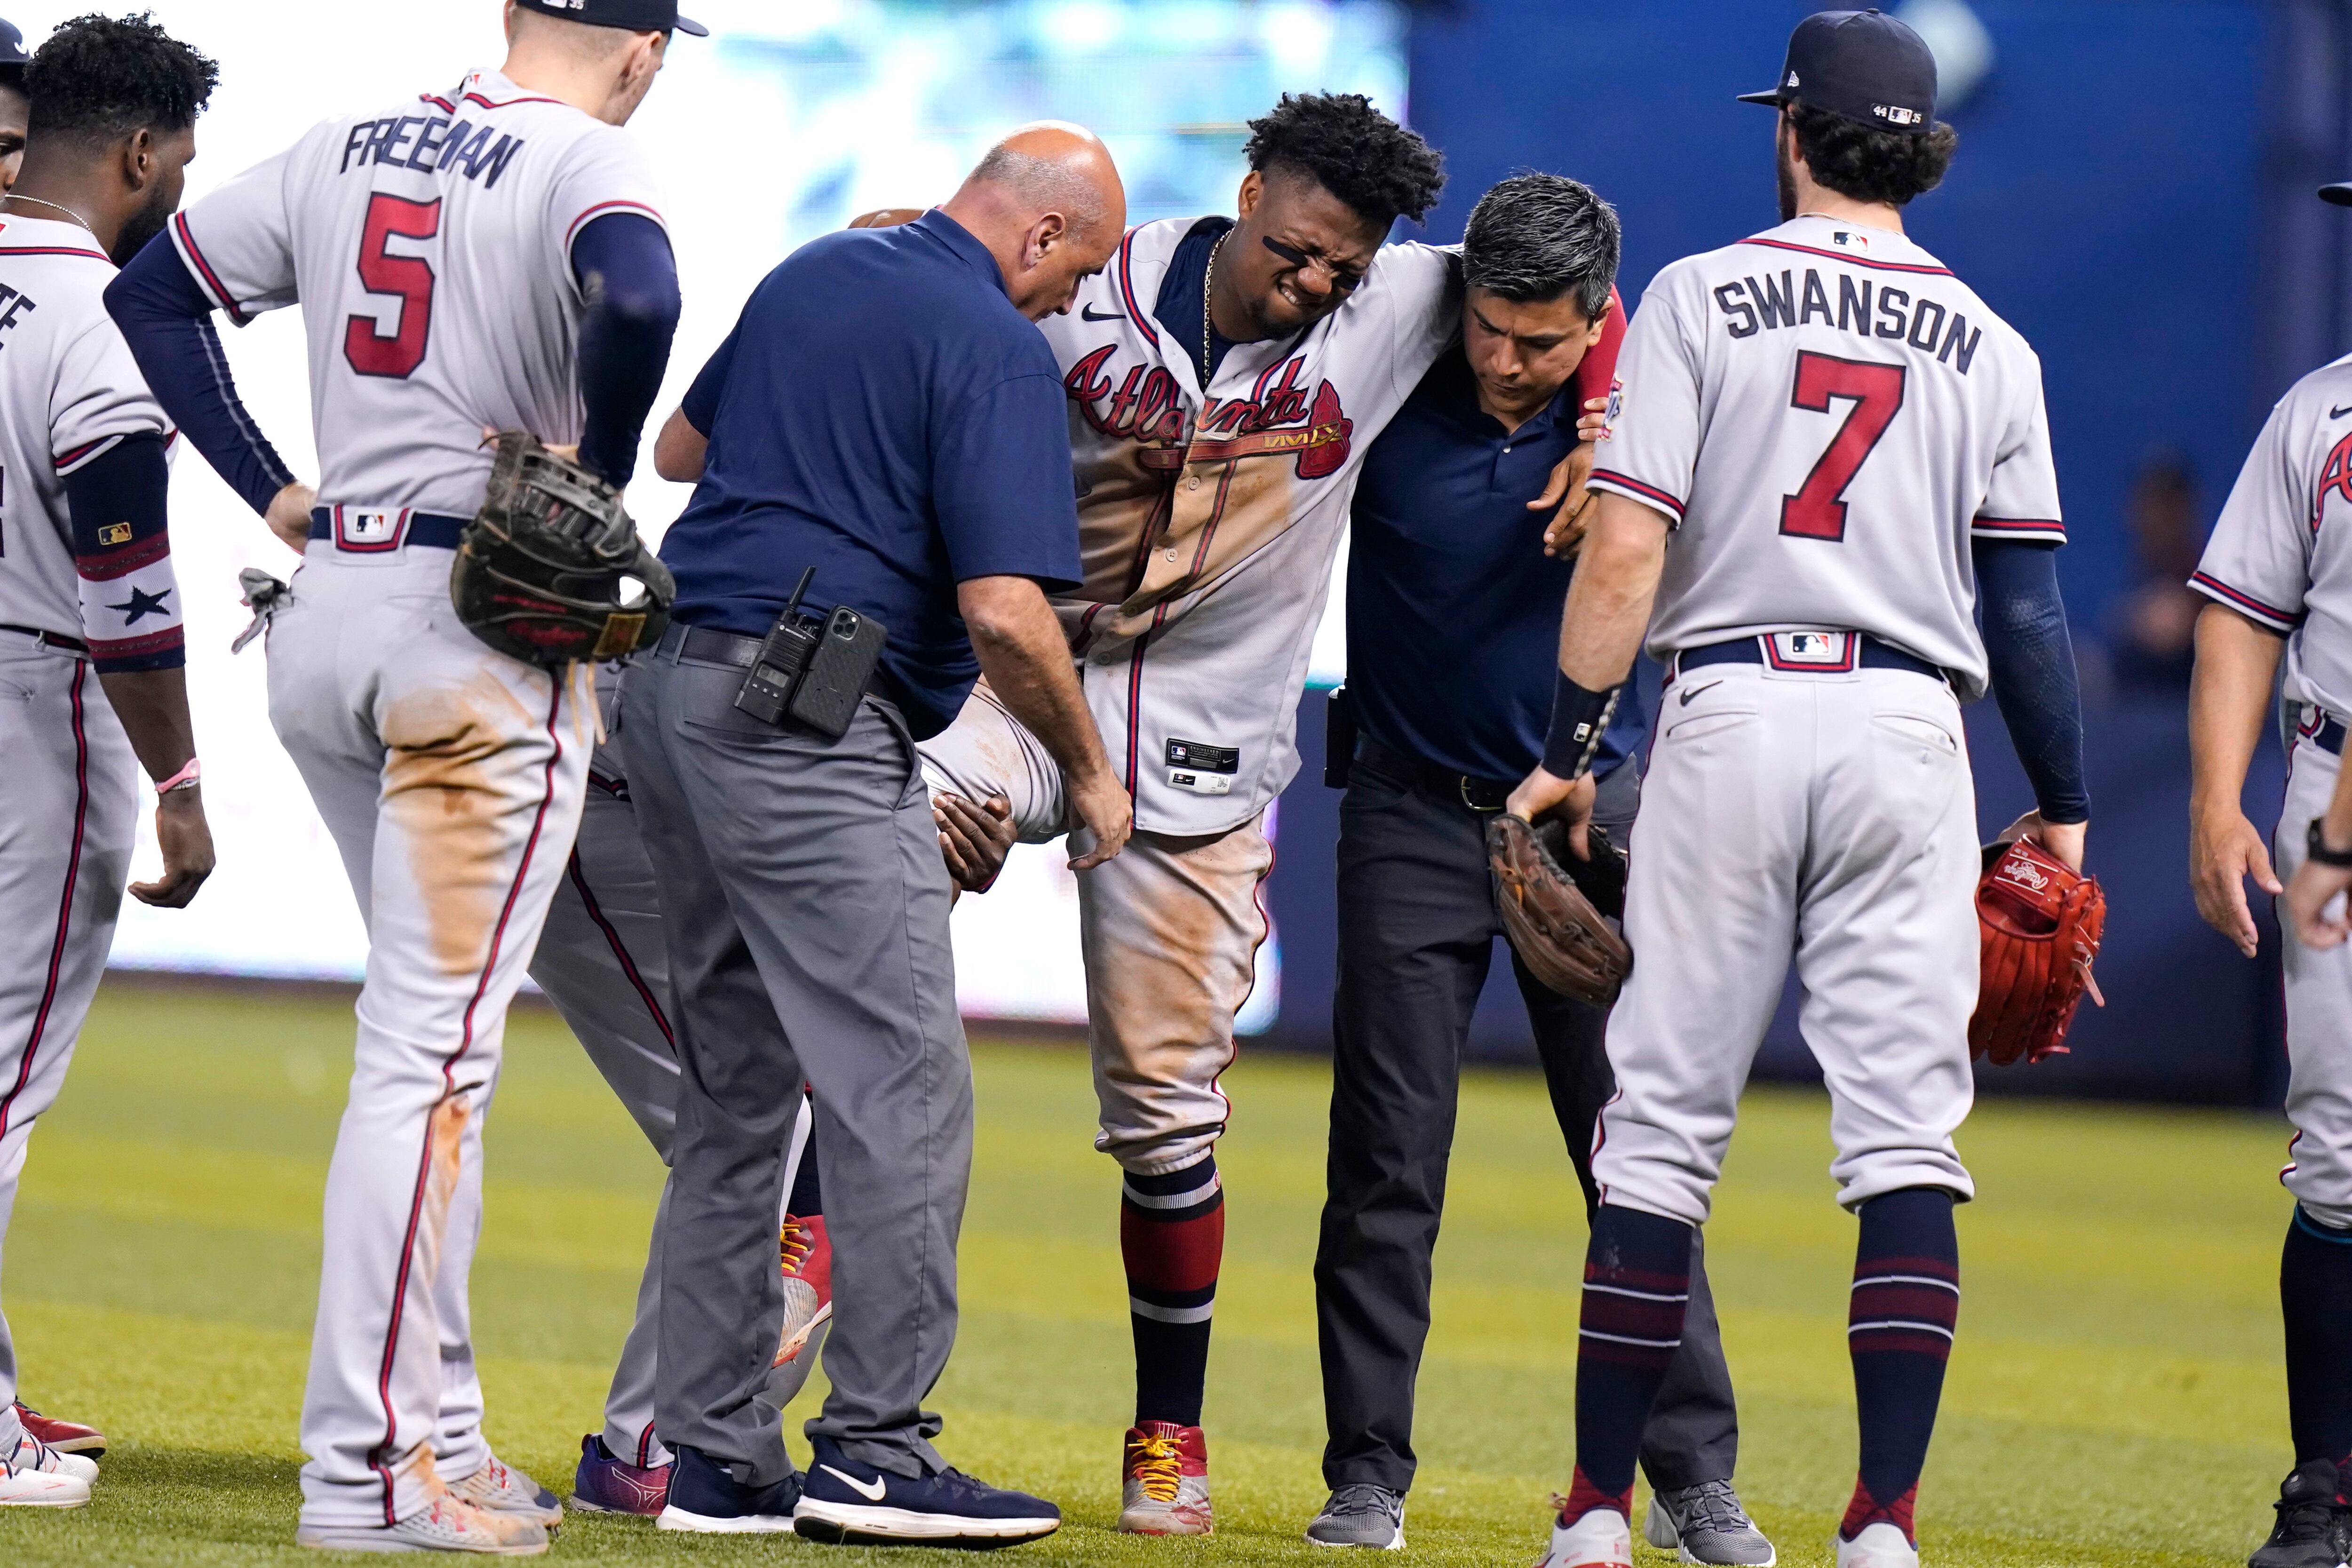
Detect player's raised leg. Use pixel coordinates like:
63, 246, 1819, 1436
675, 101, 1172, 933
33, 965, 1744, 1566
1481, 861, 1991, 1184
1079, 821, 1271, 1536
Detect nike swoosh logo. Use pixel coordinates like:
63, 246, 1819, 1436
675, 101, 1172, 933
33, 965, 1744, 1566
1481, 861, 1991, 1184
1678, 680, 1723, 707
820, 1465, 888, 1503
1080, 303, 1125, 322
2331, 403, 2352, 419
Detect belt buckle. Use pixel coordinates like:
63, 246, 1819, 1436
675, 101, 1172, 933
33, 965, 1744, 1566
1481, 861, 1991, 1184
1460, 775, 1504, 813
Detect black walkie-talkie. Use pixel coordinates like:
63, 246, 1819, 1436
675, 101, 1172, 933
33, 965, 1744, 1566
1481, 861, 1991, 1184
734, 567, 820, 726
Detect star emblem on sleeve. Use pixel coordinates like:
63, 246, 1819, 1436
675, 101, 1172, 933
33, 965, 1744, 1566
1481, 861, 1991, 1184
108, 584, 173, 625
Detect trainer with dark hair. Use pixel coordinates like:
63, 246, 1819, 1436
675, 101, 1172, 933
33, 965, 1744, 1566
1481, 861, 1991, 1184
1304, 174, 1770, 1561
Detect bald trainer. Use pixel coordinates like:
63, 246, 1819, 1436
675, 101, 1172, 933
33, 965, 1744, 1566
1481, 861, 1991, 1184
629, 126, 1130, 1544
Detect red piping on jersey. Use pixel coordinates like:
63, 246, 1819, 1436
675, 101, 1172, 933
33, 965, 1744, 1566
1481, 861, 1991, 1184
0, 244, 110, 262
1735, 237, 1954, 276
1122, 601, 1173, 801
370, 677, 566, 1523
1971, 516, 2065, 535
172, 212, 247, 325
565, 199, 666, 251
563, 849, 676, 1050
53, 434, 124, 472
418, 94, 458, 112
462, 90, 567, 110
0, 662, 90, 1144
1588, 468, 1687, 519
1114, 226, 1158, 350
2189, 570, 2301, 629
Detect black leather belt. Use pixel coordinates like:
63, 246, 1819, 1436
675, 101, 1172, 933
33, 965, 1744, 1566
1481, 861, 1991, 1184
1354, 735, 1516, 813
0, 622, 87, 653
308, 507, 469, 549
1676, 632, 1947, 683
660, 621, 888, 698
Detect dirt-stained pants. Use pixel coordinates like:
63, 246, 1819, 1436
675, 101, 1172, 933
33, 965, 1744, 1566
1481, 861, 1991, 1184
267, 540, 590, 1530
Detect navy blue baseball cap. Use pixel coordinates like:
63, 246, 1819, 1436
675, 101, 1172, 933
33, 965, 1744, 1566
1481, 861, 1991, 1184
513, 0, 706, 37
1739, 9, 1937, 134
0, 18, 27, 68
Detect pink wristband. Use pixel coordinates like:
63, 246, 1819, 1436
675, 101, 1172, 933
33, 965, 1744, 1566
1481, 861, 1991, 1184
155, 757, 201, 794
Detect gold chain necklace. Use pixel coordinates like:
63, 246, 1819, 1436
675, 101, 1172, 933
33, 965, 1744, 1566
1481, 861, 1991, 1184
1200, 231, 1228, 387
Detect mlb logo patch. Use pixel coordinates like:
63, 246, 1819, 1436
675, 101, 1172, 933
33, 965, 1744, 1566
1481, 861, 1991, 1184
334, 508, 410, 553
1764, 630, 1857, 671
1831, 230, 1871, 253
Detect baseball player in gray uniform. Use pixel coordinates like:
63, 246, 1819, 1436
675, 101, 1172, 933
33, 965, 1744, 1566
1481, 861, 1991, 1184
1510, 15, 2090, 1568
0, 12, 220, 1511
108, 0, 692, 1551
2187, 176, 2352, 1568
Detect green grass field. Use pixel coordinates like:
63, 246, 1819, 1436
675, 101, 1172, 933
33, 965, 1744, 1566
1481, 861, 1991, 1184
0, 981, 2300, 1566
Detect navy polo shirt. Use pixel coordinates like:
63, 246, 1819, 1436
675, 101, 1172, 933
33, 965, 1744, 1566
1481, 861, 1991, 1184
663, 210, 1082, 739
1348, 347, 1647, 783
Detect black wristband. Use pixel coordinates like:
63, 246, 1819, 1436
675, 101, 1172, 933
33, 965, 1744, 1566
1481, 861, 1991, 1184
2310, 818, 2352, 869
1542, 669, 1623, 781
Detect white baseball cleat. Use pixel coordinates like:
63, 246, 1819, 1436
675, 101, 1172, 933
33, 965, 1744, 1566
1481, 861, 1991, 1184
6, 1433, 95, 1486
0, 1459, 89, 1509
295, 1491, 549, 1554
450, 1454, 563, 1531
1834, 1521, 1920, 1568
1535, 1504, 1633, 1568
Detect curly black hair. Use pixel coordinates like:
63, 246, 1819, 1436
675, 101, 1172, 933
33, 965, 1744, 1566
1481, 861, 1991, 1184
1243, 92, 1445, 230
25, 13, 217, 144
1786, 100, 1957, 208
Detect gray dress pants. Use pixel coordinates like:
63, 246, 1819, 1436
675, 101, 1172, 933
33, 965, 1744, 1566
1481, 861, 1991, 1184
1315, 748, 1740, 1496
621, 632, 971, 1485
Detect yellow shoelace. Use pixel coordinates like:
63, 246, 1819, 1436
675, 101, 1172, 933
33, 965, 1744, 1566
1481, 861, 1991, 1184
1130, 1433, 1183, 1503
779, 1218, 815, 1277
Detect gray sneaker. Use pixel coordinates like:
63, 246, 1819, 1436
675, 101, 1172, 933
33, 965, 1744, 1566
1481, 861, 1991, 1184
1305, 1484, 1406, 1550
1645, 1480, 1776, 1567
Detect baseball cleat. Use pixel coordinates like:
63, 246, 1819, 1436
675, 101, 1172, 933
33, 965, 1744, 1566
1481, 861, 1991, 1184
793, 1433, 1059, 1546
13, 1401, 103, 1457
1646, 1480, 1777, 1566
6, 1432, 96, 1485
570, 1433, 669, 1517
1117, 1421, 1212, 1536
450, 1454, 562, 1532
655, 1444, 802, 1534
295, 1491, 548, 1554
0, 1433, 90, 1508
1834, 1521, 1920, 1568
772, 1213, 834, 1369
2251, 1459, 2352, 1568
1535, 1501, 1632, 1568
1303, 1482, 1405, 1548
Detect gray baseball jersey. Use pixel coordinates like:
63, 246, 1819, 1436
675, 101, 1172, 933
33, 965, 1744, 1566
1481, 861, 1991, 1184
2190, 353, 2352, 717
1041, 219, 1458, 834
166, 68, 663, 516
1588, 215, 2062, 700
0, 215, 183, 662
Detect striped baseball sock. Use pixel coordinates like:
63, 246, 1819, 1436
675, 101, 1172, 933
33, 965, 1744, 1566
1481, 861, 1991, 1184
2282, 1205, 2352, 1476
1842, 1186, 1961, 1546
1567, 1203, 1696, 1519
1122, 1156, 1224, 1428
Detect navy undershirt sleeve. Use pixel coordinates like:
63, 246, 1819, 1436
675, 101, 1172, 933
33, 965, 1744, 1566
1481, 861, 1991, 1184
104, 237, 294, 517
1974, 535, 2090, 824
571, 212, 680, 486
67, 431, 182, 672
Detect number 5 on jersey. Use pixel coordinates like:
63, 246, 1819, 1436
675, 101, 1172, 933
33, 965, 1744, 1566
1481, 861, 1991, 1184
1781, 350, 1905, 542
344, 193, 440, 380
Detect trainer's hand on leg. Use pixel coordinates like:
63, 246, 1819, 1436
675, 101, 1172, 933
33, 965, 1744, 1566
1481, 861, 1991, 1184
936, 791, 1015, 891
1065, 766, 1132, 871
2192, 806, 2281, 958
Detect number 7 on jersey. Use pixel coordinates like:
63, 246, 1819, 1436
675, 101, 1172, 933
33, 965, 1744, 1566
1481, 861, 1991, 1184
1780, 351, 1906, 542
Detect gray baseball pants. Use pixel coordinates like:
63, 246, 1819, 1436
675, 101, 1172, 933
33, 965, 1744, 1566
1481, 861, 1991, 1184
621, 631, 970, 1485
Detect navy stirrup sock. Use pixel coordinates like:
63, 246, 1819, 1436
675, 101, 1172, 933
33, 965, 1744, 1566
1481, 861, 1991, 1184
1567, 1203, 1696, 1519
1843, 1186, 1960, 1544
2283, 1204, 2352, 1473
1122, 1156, 1224, 1428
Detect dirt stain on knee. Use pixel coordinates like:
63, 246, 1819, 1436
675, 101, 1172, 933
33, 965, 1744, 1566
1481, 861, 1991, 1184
381, 671, 542, 975
411, 1090, 471, 1290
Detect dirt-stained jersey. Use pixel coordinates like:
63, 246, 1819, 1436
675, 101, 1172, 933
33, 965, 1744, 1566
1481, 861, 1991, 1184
165, 68, 662, 517
1587, 215, 2061, 700
2192, 353, 2352, 719
1043, 218, 1457, 833
0, 216, 183, 668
